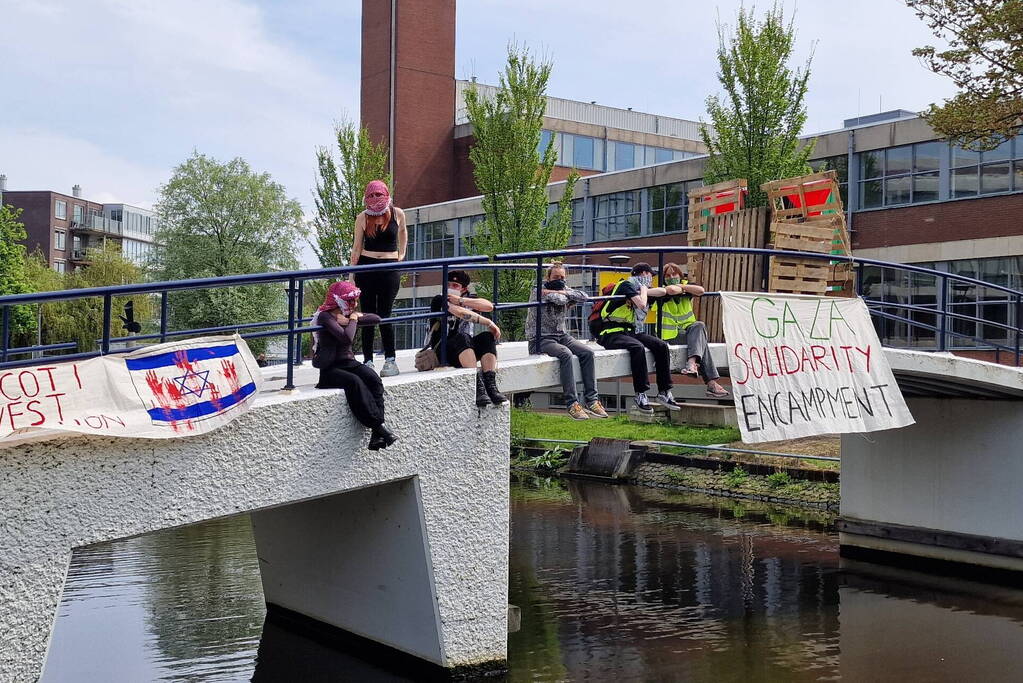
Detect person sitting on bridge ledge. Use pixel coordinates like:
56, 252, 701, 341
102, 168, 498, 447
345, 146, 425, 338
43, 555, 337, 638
312, 281, 397, 451
595, 262, 682, 413
526, 262, 609, 420
429, 270, 508, 408
654, 262, 729, 399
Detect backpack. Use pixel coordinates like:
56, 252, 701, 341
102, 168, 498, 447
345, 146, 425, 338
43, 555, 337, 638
588, 279, 624, 338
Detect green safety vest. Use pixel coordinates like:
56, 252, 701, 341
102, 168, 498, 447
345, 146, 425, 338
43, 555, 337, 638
599, 280, 637, 336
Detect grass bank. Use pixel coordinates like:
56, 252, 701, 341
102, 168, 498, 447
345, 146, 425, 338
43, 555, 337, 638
510, 408, 740, 454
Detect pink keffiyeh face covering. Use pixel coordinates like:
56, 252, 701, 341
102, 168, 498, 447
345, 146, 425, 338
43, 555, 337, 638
364, 180, 391, 215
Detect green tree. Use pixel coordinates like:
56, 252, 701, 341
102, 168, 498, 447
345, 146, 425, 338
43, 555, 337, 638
907, 0, 1023, 149
700, 5, 815, 206
463, 45, 579, 339
153, 152, 303, 352
311, 119, 391, 268
22, 243, 153, 354
0, 204, 37, 338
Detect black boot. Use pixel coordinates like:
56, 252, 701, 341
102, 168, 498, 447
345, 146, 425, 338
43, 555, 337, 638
475, 371, 490, 408
482, 370, 508, 406
368, 423, 397, 450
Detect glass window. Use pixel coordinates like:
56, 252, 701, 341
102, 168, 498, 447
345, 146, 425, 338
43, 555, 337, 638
561, 134, 574, 166
913, 172, 940, 203
654, 148, 674, 164
884, 175, 911, 205
980, 162, 1011, 194
952, 146, 980, 168
538, 130, 553, 157
886, 145, 912, 175
55, 200, 67, 219
859, 150, 883, 179
647, 181, 691, 235
1014, 160, 1023, 192
53, 229, 66, 250
615, 143, 636, 170
914, 141, 942, 172
53, 260, 66, 273
593, 190, 642, 241
952, 167, 979, 198
981, 139, 1013, 163
860, 179, 883, 208
73, 205, 84, 223
573, 135, 594, 169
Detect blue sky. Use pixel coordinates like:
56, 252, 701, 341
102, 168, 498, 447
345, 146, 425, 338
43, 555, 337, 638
1, 0, 955, 238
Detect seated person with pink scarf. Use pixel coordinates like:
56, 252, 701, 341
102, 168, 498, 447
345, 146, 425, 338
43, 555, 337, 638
311, 281, 397, 450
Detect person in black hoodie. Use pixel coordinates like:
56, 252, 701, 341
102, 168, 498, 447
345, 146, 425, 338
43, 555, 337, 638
312, 280, 397, 450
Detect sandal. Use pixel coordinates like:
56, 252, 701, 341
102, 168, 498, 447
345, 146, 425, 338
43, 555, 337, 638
682, 363, 699, 376
706, 385, 730, 398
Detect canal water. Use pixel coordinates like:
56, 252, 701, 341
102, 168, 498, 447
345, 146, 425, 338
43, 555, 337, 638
43, 476, 1023, 681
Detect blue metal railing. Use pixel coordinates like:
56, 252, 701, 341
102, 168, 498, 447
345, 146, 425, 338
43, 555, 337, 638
2, 246, 1021, 383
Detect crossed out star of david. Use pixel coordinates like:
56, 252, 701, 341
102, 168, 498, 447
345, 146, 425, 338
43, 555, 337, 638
173, 369, 211, 399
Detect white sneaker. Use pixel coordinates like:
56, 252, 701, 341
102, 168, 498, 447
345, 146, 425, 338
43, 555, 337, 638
656, 392, 681, 410
364, 359, 376, 372
633, 393, 653, 412
380, 358, 400, 377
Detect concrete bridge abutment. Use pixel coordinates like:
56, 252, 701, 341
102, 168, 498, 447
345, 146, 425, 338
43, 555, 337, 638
841, 396, 1023, 573
0, 369, 510, 681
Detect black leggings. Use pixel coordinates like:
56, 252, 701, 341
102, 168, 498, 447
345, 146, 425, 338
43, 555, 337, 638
354, 255, 401, 361
598, 331, 672, 394
316, 360, 385, 429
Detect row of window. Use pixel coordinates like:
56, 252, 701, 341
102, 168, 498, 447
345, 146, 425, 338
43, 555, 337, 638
409, 179, 705, 258
859, 139, 1023, 208
864, 255, 1023, 349
539, 130, 696, 172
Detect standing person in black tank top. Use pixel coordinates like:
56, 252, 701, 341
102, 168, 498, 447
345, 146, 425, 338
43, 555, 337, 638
351, 180, 408, 378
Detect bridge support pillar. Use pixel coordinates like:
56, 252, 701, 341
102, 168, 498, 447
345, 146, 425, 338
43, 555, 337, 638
251, 476, 466, 670
840, 397, 1023, 573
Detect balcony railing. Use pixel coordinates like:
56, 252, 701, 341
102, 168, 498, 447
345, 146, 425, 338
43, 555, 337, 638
71, 215, 122, 236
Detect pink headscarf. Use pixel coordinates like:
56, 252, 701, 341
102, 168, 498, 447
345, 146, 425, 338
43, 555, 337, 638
364, 180, 391, 216
312, 281, 361, 351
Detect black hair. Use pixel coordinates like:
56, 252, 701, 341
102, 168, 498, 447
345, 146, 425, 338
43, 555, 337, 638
448, 270, 471, 288
631, 262, 654, 276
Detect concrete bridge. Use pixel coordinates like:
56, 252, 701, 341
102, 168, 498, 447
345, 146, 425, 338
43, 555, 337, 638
2, 341, 1023, 680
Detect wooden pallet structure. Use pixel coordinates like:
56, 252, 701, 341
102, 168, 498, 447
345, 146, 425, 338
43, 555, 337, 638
686, 178, 748, 284
761, 171, 855, 297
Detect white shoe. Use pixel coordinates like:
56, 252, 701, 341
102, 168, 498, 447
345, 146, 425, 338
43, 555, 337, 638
380, 358, 400, 377
633, 393, 653, 412
364, 359, 376, 372
657, 392, 681, 410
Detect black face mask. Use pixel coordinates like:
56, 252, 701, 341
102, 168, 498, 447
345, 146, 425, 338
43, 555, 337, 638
544, 279, 567, 291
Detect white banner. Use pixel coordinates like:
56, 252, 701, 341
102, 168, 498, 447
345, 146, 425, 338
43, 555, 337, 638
721, 292, 914, 443
0, 335, 263, 443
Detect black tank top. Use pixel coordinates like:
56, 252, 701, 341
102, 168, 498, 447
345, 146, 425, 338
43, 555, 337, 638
363, 212, 399, 252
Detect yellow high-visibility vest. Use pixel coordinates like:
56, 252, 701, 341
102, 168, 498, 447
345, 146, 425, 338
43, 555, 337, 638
599, 280, 636, 336
658, 281, 696, 341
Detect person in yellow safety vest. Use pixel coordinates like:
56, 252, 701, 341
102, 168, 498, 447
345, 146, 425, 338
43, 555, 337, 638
654, 262, 729, 398
597, 262, 682, 413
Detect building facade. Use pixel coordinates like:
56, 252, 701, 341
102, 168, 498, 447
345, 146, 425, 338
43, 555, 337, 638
2, 187, 159, 271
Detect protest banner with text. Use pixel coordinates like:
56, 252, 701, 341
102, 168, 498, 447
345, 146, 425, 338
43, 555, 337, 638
0, 335, 262, 443
721, 292, 914, 443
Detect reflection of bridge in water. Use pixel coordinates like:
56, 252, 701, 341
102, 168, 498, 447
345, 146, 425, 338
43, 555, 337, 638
2, 246, 1023, 679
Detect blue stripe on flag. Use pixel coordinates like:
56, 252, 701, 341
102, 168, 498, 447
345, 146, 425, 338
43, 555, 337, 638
126, 344, 240, 371
147, 382, 256, 422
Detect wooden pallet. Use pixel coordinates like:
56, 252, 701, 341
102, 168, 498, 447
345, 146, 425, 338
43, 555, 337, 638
762, 172, 856, 297
690, 206, 768, 341
687, 178, 748, 244
761, 170, 845, 221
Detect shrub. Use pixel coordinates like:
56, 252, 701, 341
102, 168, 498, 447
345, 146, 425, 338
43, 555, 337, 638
724, 465, 748, 488
767, 471, 793, 488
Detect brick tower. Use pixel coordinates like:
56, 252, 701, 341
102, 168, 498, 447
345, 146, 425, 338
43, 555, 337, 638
361, 0, 457, 209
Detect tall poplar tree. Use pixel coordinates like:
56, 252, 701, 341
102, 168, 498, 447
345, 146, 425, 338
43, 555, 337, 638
464, 45, 579, 339
311, 120, 391, 268
701, 5, 815, 206
0, 204, 35, 338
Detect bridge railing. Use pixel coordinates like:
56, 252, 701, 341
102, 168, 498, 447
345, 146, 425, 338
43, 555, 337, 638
2, 246, 1021, 385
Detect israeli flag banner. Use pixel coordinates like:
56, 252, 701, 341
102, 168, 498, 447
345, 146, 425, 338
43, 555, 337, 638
125, 338, 259, 430
0, 334, 264, 443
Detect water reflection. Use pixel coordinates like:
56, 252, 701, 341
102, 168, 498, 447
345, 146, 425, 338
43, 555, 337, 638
42, 476, 1023, 681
